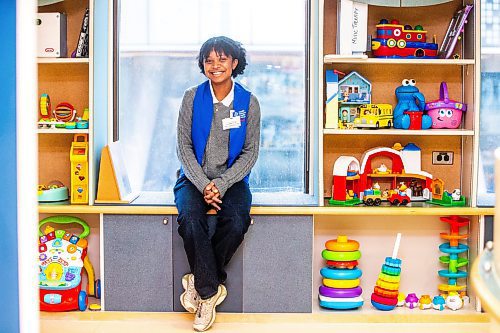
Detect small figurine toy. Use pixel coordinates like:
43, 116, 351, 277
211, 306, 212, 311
405, 293, 419, 309
451, 189, 461, 201
432, 295, 446, 311
445, 292, 463, 311
419, 295, 432, 310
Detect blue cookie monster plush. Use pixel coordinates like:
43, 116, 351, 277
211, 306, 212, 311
393, 79, 432, 129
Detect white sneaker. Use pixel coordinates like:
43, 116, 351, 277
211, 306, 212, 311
193, 284, 227, 332
180, 274, 199, 313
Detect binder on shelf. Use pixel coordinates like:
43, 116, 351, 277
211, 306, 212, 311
72, 8, 89, 58
337, 0, 353, 55
351, 2, 368, 55
336, 0, 368, 56
96, 141, 139, 204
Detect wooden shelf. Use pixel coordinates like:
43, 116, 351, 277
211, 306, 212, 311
324, 56, 475, 65
323, 129, 475, 136
39, 310, 491, 332
37, 58, 89, 64
38, 204, 494, 216
37, 128, 89, 134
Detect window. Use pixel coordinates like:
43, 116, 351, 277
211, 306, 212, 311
479, 0, 500, 205
116, 0, 314, 204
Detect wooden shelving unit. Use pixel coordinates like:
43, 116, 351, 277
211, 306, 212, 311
37, 0, 94, 204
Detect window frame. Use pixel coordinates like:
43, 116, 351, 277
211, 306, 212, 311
111, 0, 320, 205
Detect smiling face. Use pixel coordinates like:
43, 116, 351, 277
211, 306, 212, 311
203, 49, 238, 85
427, 107, 463, 128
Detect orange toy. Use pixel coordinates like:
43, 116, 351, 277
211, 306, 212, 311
325, 235, 360, 252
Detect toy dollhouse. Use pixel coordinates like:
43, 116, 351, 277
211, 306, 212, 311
338, 71, 372, 129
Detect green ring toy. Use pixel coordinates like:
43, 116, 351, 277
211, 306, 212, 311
378, 272, 400, 283
322, 249, 361, 261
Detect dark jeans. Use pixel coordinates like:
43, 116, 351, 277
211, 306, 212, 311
173, 176, 252, 299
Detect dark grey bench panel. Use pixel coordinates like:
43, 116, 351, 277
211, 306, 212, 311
242, 215, 313, 313
172, 215, 243, 312
103, 214, 173, 311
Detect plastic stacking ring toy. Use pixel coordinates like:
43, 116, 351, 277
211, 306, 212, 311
371, 299, 396, 311
53, 102, 76, 122
439, 243, 469, 254
325, 236, 360, 252
384, 257, 402, 268
371, 293, 398, 306
319, 295, 364, 310
382, 264, 401, 276
322, 249, 361, 261
327, 260, 358, 269
438, 269, 467, 279
438, 284, 466, 292
319, 300, 364, 310
319, 294, 364, 303
323, 278, 360, 289
319, 285, 362, 298
376, 279, 399, 291
378, 272, 400, 283
374, 286, 399, 298
40, 93, 51, 119
320, 267, 362, 280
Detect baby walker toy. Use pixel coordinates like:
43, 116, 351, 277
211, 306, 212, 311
39, 215, 100, 311
371, 233, 403, 311
438, 216, 469, 310
319, 236, 364, 309
425, 82, 467, 129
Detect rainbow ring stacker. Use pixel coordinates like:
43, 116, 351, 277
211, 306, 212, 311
327, 260, 359, 269
319, 285, 362, 298
382, 264, 401, 276
323, 278, 360, 289
320, 267, 362, 280
376, 279, 400, 291
319, 295, 364, 310
374, 286, 399, 298
322, 249, 361, 261
371, 293, 398, 306
378, 272, 401, 283
371, 234, 403, 311
325, 236, 360, 252
370, 300, 396, 311
384, 257, 402, 269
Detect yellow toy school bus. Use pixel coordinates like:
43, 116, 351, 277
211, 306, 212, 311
354, 104, 393, 129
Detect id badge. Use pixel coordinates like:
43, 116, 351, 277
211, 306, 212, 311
222, 110, 241, 130
222, 115, 241, 130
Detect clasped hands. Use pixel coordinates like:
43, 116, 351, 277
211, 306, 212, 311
204, 181, 222, 210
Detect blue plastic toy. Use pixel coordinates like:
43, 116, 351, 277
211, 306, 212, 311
393, 79, 431, 130
320, 267, 362, 280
